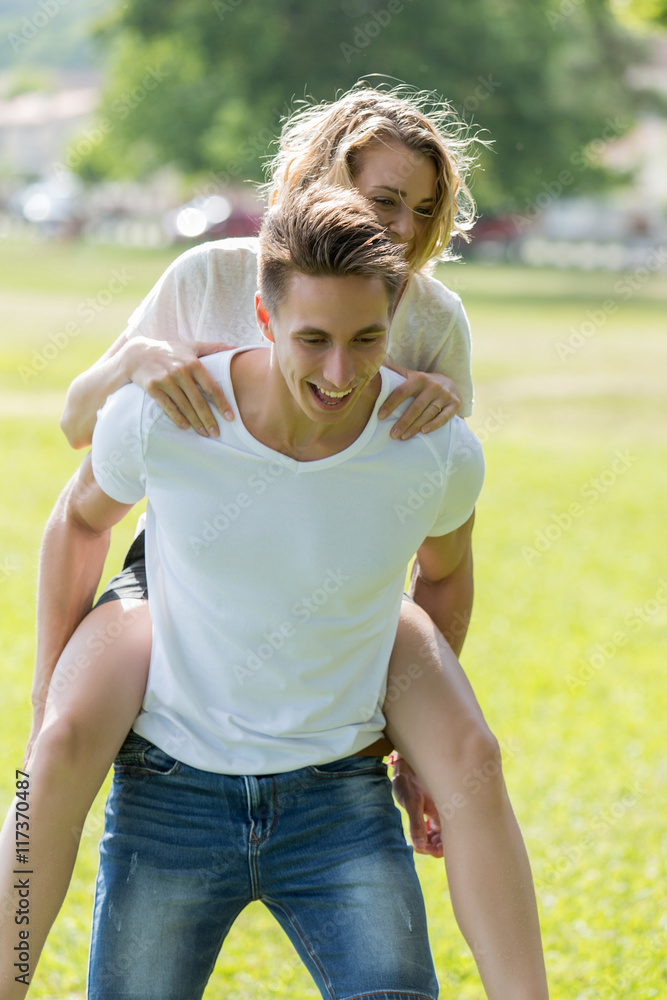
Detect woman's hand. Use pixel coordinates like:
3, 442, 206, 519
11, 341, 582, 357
378, 369, 462, 440
122, 337, 236, 436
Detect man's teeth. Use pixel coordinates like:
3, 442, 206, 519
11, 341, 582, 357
319, 387, 351, 398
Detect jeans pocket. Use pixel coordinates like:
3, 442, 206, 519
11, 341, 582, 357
306, 755, 387, 779
114, 731, 181, 775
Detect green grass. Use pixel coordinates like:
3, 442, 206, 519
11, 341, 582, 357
1, 236, 666, 998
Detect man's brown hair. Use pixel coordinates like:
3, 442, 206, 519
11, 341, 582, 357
258, 183, 409, 314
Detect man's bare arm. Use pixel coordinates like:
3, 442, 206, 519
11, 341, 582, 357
410, 511, 475, 657
29, 455, 135, 744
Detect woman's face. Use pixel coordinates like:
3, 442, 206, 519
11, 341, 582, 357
352, 139, 437, 260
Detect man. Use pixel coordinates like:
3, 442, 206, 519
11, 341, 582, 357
62, 185, 484, 998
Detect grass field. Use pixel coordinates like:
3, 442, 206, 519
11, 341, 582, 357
1, 233, 666, 998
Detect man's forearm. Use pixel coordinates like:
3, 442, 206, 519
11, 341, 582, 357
408, 544, 473, 658
31, 480, 111, 710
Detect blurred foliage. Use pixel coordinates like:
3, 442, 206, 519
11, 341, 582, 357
69, 0, 650, 212
611, 0, 667, 29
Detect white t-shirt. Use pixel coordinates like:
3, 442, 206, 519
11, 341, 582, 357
126, 237, 474, 416
91, 350, 484, 775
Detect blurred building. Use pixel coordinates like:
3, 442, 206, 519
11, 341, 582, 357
0, 84, 99, 177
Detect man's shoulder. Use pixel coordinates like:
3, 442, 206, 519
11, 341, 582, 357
95, 381, 158, 452
426, 413, 483, 464
377, 368, 477, 452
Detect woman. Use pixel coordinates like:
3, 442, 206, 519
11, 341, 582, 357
0, 84, 548, 998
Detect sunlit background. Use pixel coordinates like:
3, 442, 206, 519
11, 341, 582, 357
1, 2, 666, 998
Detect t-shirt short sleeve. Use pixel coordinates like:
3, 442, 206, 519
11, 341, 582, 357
91, 384, 148, 505
428, 417, 485, 537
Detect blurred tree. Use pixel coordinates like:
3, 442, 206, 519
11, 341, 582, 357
610, 0, 667, 28
75, 0, 646, 212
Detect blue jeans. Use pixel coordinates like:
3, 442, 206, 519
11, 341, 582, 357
88, 732, 438, 1000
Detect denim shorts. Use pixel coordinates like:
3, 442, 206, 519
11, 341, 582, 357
88, 732, 438, 1000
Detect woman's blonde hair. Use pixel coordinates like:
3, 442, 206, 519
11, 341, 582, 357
262, 81, 481, 272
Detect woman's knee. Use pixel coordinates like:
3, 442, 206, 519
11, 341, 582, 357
456, 718, 503, 780
29, 713, 93, 780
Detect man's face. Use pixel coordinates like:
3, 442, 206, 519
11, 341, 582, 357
257, 273, 390, 424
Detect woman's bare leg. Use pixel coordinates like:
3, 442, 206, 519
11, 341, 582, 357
384, 599, 548, 1000
0, 598, 151, 999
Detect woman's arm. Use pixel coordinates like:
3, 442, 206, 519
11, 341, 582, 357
61, 240, 258, 448
61, 333, 234, 449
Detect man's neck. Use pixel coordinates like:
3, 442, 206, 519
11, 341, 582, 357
230, 348, 382, 462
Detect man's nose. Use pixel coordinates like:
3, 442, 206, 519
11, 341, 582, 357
323, 348, 355, 388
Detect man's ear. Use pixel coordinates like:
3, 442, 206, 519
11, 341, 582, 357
255, 294, 274, 343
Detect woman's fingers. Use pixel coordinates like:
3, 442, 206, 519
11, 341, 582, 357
379, 371, 462, 440
129, 340, 236, 434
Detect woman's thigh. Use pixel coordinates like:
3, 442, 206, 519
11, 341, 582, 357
384, 599, 497, 792
39, 598, 152, 763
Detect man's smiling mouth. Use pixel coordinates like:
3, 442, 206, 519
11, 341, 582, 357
308, 383, 356, 407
